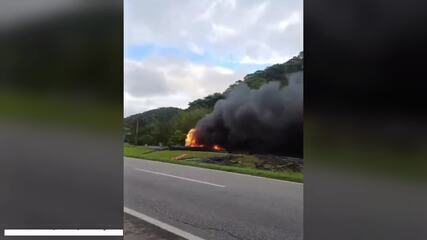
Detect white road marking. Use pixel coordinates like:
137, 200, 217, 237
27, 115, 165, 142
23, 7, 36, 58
124, 207, 205, 240
4, 229, 123, 236
134, 168, 226, 188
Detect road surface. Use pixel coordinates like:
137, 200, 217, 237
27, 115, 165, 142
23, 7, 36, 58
124, 157, 303, 240
124, 213, 185, 240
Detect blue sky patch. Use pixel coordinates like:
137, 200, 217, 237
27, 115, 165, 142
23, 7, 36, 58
125, 44, 270, 73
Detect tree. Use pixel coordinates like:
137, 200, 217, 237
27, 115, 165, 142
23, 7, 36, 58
140, 134, 154, 145
168, 130, 186, 146
188, 93, 224, 110
171, 108, 211, 133
124, 107, 182, 145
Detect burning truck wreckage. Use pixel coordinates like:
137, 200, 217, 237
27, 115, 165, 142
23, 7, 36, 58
172, 73, 304, 172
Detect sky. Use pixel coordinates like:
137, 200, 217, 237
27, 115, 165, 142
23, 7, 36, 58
124, 0, 303, 117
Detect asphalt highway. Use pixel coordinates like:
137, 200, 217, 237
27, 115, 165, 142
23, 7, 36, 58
124, 157, 303, 240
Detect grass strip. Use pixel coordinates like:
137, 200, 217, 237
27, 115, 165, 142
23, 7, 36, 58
124, 146, 303, 183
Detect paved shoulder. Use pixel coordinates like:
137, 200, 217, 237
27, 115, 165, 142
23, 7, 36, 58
125, 212, 185, 240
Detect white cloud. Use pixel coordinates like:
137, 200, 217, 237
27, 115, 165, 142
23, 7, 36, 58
124, 56, 244, 116
212, 66, 235, 75
188, 42, 205, 55
197, 1, 218, 21
209, 23, 237, 43
277, 11, 301, 31
249, 1, 270, 23
197, 0, 237, 21
125, 0, 303, 63
124, 0, 303, 116
124, 60, 172, 97
240, 55, 290, 65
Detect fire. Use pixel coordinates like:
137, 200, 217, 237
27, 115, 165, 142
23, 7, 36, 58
185, 128, 225, 151
185, 128, 204, 147
213, 145, 225, 151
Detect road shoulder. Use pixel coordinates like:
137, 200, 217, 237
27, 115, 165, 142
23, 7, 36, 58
125, 213, 185, 240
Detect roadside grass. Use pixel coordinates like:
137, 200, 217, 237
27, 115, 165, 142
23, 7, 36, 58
124, 145, 156, 155
124, 145, 303, 183
143, 150, 227, 161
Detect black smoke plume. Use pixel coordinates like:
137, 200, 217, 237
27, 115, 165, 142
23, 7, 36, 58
195, 72, 303, 157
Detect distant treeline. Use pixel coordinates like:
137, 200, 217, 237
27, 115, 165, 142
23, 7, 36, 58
124, 51, 303, 146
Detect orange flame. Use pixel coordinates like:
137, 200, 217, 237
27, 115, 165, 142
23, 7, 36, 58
213, 145, 225, 151
185, 128, 204, 147
185, 128, 225, 151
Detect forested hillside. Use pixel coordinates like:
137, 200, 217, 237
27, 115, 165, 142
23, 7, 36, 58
124, 107, 182, 145
124, 51, 303, 146
189, 51, 303, 110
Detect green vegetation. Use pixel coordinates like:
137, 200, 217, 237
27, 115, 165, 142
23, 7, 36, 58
124, 52, 304, 147
124, 145, 304, 183
124, 107, 182, 145
167, 130, 186, 146
171, 108, 211, 135
224, 51, 303, 94
143, 150, 226, 161
188, 93, 224, 110
123, 107, 212, 146
124, 145, 156, 155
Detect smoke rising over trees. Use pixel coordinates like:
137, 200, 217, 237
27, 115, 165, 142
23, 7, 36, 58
195, 72, 303, 157
124, 52, 303, 156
